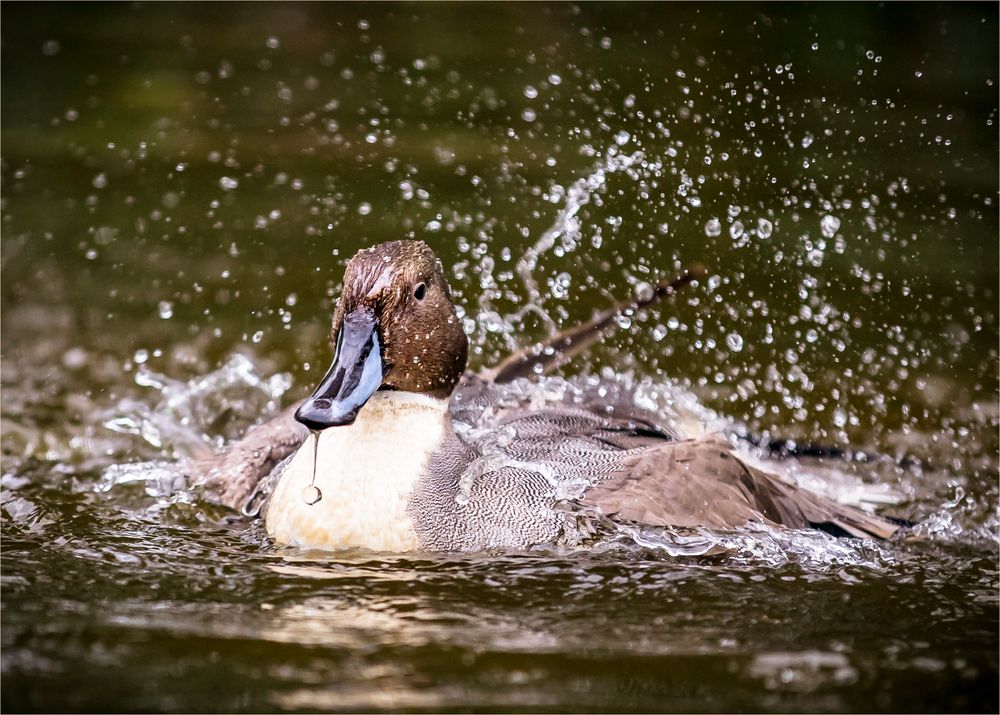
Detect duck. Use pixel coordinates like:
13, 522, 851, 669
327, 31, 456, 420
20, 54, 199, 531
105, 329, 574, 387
195, 239, 900, 552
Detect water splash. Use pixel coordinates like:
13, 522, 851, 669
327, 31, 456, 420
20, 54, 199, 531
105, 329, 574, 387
481, 146, 648, 337
104, 353, 291, 458
599, 521, 896, 571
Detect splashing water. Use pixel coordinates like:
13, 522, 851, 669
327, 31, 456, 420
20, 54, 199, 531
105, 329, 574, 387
476, 147, 648, 337
104, 353, 292, 458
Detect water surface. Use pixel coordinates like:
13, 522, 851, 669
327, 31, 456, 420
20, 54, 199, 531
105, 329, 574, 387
2, 4, 997, 712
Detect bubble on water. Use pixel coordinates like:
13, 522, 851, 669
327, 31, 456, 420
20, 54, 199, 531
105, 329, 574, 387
705, 218, 722, 237
219, 176, 239, 191
358, 202, 372, 216
757, 218, 773, 238
726, 332, 745, 353
820, 214, 841, 238
157, 301, 174, 320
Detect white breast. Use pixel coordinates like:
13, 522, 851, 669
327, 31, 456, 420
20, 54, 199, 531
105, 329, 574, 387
264, 391, 449, 551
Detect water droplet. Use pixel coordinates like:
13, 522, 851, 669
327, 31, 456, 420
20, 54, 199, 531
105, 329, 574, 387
704, 218, 722, 237
133, 349, 149, 364
820, 214, 841, 238
157, 301, 174, 319
251, 330, 264, 343
613, 130, 630, 146
358, 202, 372, 216
523, 85, 538, 99
729, 221, 745, 240
302, 484, 322, 505
634, 281, 654, 302
801, 133, 814, 148
219, 176, 239, 191
521, 108, 536, 122
550, 272, 572, 299
757, 218, 773, 238
726, 332, 744, 352
92, 173, 107, 189
41, 39, 61, 56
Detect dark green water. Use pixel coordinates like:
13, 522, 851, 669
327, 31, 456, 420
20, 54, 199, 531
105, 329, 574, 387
2, 3, 997, 712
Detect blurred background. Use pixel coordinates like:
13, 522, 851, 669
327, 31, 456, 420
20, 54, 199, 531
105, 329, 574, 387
2, 3, 997, 713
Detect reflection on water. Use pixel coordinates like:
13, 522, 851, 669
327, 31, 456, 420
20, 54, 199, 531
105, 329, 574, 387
2, 2, 997, 713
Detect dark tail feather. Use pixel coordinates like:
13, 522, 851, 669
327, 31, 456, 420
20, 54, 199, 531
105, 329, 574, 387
810, 506, 901, 541
743, 434, 922, 470
484, 264, 707, 384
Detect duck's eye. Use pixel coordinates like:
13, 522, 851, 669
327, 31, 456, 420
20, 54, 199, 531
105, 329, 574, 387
413, 283, 426, 300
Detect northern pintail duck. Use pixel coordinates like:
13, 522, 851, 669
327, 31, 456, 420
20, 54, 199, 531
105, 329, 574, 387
197, 240, 900, 551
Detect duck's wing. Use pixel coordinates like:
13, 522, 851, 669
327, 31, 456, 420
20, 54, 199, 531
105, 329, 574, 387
189, 405, 309, 511
579, 435, 900, 540
481, 266, 705, 384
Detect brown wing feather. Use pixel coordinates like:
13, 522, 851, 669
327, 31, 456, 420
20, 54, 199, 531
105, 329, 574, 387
189, 405, 308, 510
580, 435, 899, 540
484, 265, 705, 384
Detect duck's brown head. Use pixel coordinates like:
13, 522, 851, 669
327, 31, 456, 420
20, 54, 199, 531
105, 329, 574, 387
294, 240, 468, 430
